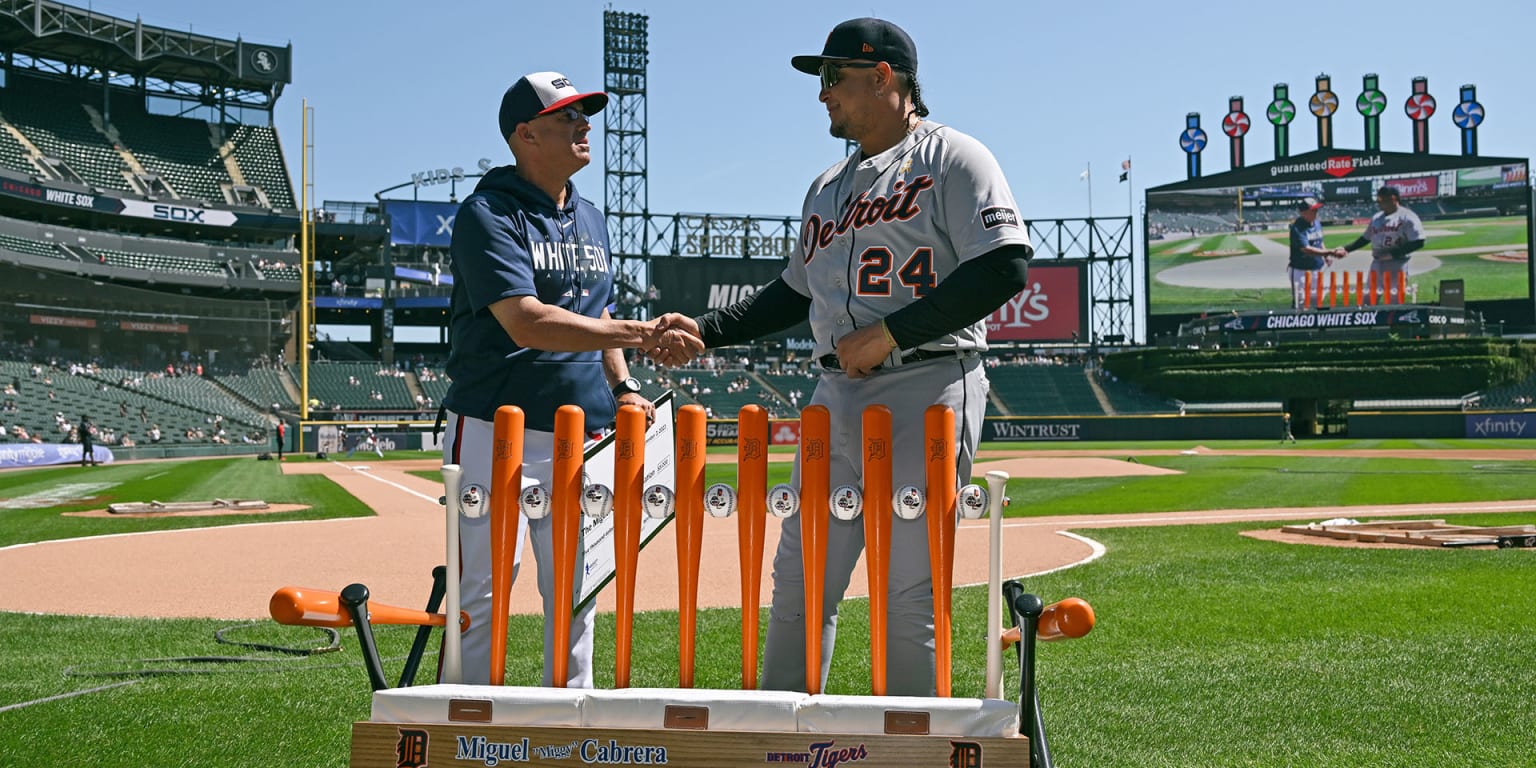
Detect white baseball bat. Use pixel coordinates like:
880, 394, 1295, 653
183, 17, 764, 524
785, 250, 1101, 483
984, 470, 1009, 699
441, 463, 464, 684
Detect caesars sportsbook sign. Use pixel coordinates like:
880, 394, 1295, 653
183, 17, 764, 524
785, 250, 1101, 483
649, 257, 1086, 345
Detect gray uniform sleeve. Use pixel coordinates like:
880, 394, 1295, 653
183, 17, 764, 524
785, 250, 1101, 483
935, 130, 1031, 264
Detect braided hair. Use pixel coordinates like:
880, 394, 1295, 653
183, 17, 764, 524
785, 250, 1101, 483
895, 69, 931, 119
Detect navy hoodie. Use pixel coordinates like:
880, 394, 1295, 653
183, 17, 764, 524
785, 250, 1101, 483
444, 166, 616, 432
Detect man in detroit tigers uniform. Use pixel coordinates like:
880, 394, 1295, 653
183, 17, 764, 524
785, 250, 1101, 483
1340, 185, 1425, 279
656, 17, 1032, 695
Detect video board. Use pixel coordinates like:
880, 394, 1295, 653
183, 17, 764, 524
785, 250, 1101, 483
1145, 150, 1531, 320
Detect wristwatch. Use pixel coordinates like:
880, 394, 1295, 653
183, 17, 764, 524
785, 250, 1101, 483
612, 376, 643, 399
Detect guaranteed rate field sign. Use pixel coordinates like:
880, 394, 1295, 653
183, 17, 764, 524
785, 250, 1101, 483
1144, 150, 1530, 318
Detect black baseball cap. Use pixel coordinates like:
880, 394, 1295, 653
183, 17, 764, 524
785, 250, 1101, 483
791, 18, 917, 75
498, 71, 608, 140
1377, 185, 1401, 199
1299, 197, 1323, 212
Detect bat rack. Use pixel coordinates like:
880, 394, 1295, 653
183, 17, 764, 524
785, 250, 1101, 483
325, 570, 1073, 768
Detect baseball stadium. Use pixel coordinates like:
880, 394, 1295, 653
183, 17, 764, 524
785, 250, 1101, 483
1, 4, 1534, 768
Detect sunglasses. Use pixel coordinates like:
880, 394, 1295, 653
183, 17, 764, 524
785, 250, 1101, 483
819, 61, 879, 90
537, 106, 589, 124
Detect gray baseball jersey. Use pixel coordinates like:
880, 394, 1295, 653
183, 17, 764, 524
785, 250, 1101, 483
783, 121, 1031, 360
758, 122, 1025, 696
1363, 205, 1424, 261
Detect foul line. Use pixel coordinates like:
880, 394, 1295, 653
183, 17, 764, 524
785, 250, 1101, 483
0, 680, 139, 713
331, 461, 441, 504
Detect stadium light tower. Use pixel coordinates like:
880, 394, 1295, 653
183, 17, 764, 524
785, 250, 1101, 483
603, 10, 650, 315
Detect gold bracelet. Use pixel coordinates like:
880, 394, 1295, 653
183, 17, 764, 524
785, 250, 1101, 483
880, 320, 898, 350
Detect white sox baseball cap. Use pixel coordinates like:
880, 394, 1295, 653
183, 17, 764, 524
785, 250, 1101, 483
1299, 197, 1323, 212
498, 71, 609, 140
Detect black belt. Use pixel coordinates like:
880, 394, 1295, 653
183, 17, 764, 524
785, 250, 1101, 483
818, 348, 977, 372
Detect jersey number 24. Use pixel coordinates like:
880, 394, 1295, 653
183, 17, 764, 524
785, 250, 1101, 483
857, 246, 936, 297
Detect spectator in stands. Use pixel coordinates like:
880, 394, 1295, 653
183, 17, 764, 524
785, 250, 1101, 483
148, 424, 162, 443
1339, 186, 1425, 281
439, 70, 695, 688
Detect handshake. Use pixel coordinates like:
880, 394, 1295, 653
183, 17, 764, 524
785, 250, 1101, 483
638, 313, 706, 367
1323, 246, 1347, 264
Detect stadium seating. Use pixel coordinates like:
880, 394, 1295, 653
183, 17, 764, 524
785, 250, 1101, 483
106, 99, 228, 203
1467, 373, 1536, 411
225, 125, 296, 210
988, 364, 1107, 416
0, 124, 35, 175
91, 248, 229, 277
293, 362, 416, 410
216, 366, 298, 411
0, 232, 70, 261
0, 75, 128, 191
0, 361, 269, 448
0, 72, 295, 211
757, 370, 817, 413
414, 367, 451, 408
1093, 371, 1178, 414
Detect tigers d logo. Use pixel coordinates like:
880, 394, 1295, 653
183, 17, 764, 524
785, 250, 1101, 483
866, 438, 887, 462
395, 727, 429, 768
805, 439, 825, 461
929, 438, 946, 463
949, 740, 982, 768
743, 437, 762, 461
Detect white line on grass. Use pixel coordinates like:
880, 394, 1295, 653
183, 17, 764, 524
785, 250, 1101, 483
0, 680, 139, 713
332, 462, 440, 504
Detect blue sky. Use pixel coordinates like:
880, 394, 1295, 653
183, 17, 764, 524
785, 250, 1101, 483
92, 0, 1535, 221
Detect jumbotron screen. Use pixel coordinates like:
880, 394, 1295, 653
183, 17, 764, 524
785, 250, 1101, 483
1145, 154, 1530, 318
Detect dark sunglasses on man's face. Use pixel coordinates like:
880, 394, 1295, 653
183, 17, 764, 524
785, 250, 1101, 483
537, 106, 589, 124
819, 61, 879, 90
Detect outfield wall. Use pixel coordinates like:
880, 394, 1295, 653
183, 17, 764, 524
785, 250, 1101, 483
192, 411, 1535, 461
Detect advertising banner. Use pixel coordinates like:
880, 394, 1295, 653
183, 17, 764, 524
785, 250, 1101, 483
383, 201, 461, 247
985, 263, 1087, 343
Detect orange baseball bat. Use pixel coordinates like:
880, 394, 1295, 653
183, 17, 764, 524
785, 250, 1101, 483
612, 404, 646, 689
862, 404, 893, 695
269, 586, 468, 630
924, 404, 956, 697
675, 404, 707, 688
799, 404, 831, 695
549, 404, 585, 688
737, 404, 769, 690
489, 405, 524, 686
1001, 597, 1096, 648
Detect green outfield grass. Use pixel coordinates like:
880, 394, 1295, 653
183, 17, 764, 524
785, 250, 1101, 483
0, 457, 373, 548
2, 448, 1534, 766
